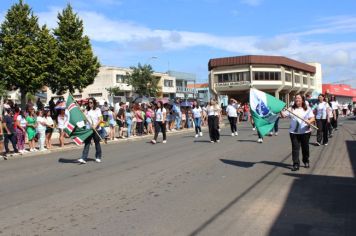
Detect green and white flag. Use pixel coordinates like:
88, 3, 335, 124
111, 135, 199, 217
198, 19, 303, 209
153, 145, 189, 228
64, 95, 93, 145
250, 88, 286, 137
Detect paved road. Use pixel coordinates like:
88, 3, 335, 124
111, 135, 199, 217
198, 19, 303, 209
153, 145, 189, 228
0, 118, 355, 236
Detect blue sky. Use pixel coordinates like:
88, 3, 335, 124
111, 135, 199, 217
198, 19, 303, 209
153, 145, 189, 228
1, 0, 356, 86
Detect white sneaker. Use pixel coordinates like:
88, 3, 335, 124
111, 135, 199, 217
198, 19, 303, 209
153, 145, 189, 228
235, 132, 238, 136
162, 140, 167, 144
216, 140, 220, 143
151, 140, 156, 144
252, 128, 256, 131
199, 132, 203, 137
231, 133, 235, 136
218, 129, 221, 132
257, 138, 263, 143
269, 132, 273, 136
95, 158, 101, 163
275, 132, 278, 136
78, 158, 86, 164
210, 140, 214, 143
195, 134, 199, 138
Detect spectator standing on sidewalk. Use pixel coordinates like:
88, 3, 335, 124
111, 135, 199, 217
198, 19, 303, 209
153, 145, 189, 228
108, 107, 116, 140
226, 98, 239, 136
44, 110, 54, 149
2, 109, 19, 157
26, 107, 37, 152
151, 101, 167, 144
15, 109, 27, 154
146, 105, 154, 135
57, 109, 67, 147
0, 116, 4, 159
36, 110, 47, 151
125, 107, 133, 138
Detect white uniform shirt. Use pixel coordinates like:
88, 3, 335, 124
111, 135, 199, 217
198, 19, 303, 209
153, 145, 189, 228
207, 105, 220, 116
192, 107, 202, 118
86, 108, 102, 130
155, 108, 166, 122
330, 101, 339, 110
316, 102, 330, 119
225, 104, 238, 117
285, 107, 314, 134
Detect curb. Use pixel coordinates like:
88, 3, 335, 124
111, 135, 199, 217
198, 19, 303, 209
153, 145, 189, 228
1, 125, 223, 161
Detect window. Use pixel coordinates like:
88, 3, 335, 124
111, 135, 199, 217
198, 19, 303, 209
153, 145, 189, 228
310, 78, 314, 86
253, 72, 281, 80
217, 72, 250, 83
164, 79, 173, 87
285, 73, 292, 82
88, 93, 102, 98
116, 74, 127, 83
303, 77, 308, 85
294, 75, 300, 83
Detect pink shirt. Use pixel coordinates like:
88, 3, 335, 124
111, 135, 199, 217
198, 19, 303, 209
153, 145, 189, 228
135, 110, 143, 122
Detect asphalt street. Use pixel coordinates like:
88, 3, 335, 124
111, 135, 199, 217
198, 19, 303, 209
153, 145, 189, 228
0, 117, 355, 236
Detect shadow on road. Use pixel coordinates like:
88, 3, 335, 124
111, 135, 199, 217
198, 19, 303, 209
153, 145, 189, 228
58, 158, 79, 164
237, 139, 258, 143
267, 140, 356, 235
220, 159, 291, 170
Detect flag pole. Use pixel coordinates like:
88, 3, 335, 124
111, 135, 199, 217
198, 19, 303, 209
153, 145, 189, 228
283, 108, 318, 130
69, 93, 104, 142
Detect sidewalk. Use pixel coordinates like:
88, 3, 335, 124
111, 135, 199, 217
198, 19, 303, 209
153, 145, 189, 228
1, 126, 213, 160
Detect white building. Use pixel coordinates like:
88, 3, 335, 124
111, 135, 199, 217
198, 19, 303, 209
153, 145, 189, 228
46, 66, 177, 105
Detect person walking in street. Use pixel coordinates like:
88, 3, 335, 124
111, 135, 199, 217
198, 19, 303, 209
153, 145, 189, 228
2, 109, 19, 157
207, 99, 221, 143
315, 94, 331, 146
26, 106, 37, 152
330, 95, 339, 130
78, 98, 103, 164
192, 101, 203, 138
151, 101, 167, 144
226, 98, 238, 136
282, 93, 315, 171
269, 116, 280, 136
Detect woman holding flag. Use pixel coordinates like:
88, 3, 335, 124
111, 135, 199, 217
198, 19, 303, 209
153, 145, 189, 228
282, 93, 315, 171
78, 98, 103, 164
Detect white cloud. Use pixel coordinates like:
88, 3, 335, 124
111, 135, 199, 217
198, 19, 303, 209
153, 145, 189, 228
33, 7, 356, 84
240, 0, 263, 7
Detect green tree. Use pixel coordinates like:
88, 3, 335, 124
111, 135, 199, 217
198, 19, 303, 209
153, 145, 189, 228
51, 4, 100, 94
126, 63, 160, 97
0, 0, 56, 107
106, 87, 124, 96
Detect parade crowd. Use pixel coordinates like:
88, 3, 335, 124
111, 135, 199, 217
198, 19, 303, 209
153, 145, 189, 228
0, 93, 355, 169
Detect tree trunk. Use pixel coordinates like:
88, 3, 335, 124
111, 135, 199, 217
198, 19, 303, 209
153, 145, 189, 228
20, 88, 27, 110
